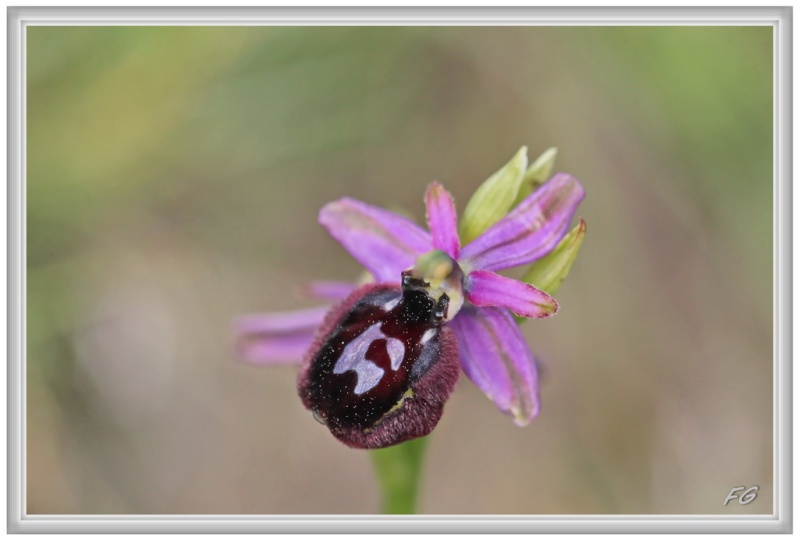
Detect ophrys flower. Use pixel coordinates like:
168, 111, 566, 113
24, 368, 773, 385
236, 149, 585, 447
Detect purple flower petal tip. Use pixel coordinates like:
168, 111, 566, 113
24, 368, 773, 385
233, 306, 329, 365
460, 173, 585, 272
300, 281, 357, 301
450, 306, 540, 425
465, 270, 558, 318
319, 197, 432, 283
425, 181, 460, 259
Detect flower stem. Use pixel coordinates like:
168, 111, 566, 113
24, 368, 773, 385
370, 436, 428, 514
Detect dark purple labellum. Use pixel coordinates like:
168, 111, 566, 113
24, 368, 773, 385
298, 276, 460, 449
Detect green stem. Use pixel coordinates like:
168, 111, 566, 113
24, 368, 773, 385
369, 436, 428, 514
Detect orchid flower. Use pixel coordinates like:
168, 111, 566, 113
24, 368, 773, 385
236, 148, 585, 436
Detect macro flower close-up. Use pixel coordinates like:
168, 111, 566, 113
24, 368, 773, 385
23, 22, 775, 521
236, 148, 586, 449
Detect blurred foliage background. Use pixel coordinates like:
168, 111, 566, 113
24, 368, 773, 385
27, 25, 773, 515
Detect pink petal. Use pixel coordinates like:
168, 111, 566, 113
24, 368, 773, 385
234, 306, 329, 365
459, 173, 585, 272
449, 306, 540, 426
237, 331, 317, 364
300, 281, 357, 301
465, 270, 558, 318
425, 182, 460, 259
319, 197, 432, 283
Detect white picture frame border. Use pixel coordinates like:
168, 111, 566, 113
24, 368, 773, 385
7, 5, 792, 534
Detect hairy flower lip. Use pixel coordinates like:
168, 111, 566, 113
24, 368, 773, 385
297, 283, 461, 449
236, 167, 585, 429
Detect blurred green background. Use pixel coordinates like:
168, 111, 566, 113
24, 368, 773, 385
27, 25, 773, 515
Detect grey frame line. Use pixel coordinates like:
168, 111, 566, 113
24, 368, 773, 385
7, 5, 791, 534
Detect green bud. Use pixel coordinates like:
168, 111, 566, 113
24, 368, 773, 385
521, 217, 586, 296
459, 147, 528, 245
513, 147, 558, 207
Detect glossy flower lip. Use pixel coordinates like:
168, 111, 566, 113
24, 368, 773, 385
235, 172, 585, 426
297, 282, 461, 449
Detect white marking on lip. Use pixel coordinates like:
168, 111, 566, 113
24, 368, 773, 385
383, 298, 400, 311
420, 328, 437, 344
386, 338, 405, 371
333, 322, 405, 394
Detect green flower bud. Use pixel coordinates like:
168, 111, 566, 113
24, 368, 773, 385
513, 147, 558, 207
459, 146, 528, 245
521, 217, 586, 295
